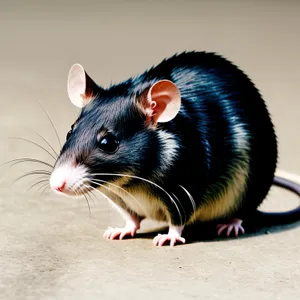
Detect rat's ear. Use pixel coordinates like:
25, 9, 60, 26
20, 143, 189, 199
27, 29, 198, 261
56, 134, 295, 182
67, 64, 99, 108
138, 80, 181, 123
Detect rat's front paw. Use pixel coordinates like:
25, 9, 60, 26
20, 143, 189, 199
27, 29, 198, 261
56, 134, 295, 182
103, 225, 137, 240
153, 231, 186, 247
153, 225, 185, 247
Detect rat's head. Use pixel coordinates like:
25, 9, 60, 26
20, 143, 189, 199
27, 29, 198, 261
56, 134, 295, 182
50, 64, 181, 196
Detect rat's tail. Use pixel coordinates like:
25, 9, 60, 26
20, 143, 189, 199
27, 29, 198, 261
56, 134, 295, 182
253, 169, 300, 226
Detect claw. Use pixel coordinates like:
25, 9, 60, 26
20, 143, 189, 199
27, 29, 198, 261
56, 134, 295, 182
216, 218, 245, 237
153, 234, 185, 247
104, 214, 141, 241
153, 225, 185, 247
103, 225, 137, 240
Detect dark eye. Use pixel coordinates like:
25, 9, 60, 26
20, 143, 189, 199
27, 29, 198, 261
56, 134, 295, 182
98, 134, 119, 154
66, 129, 72, 141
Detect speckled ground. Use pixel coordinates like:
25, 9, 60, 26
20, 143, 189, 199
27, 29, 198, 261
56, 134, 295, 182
0, 1, 299, 299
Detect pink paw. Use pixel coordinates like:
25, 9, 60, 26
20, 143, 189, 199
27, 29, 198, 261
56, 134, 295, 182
103, 226, 137, 240
216, 218, 245, 237
153, 233, 186, 247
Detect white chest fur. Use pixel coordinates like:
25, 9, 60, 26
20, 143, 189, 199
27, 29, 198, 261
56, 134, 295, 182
105, 184, 169, 222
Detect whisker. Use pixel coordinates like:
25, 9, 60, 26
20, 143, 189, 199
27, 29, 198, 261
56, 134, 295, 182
35, 100, 62, 148
68, 185, 81, 206
34, 181, 49, 194
82, 183, 114, 206
69, 176, 87, 192
10, 170, 51, 188
75, 183, 95, 216
77, 184, 92, 217
83, 183, 136, 221
1, 158, 54, 169
66, 179, 97, 206
9, 137, 57, 161
39, 184, 50, 197
74, 185, 83, 206
27, 174, 49, 186
25, 178, 49, 195
83, 192, 92, 217
171, 192, 187, 223
89, 173, 183, 224
85, 189, 96, 206
90, 179, 146, 216
90, 192, 98, 206
179, 185, 197, 214
68, 183, 77, 195
25, 127, 59, 158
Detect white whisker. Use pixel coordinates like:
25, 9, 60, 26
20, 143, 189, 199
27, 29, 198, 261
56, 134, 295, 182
77, 184, 91, 216
90, 179, 147, 216
89, 172, 183, 225
179, 185, 197, 214
82, 183, 114, 205
171, 192, 187, 223
69, 181, 92, 215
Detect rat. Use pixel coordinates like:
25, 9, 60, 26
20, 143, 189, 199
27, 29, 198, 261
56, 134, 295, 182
49, 51, 300, 247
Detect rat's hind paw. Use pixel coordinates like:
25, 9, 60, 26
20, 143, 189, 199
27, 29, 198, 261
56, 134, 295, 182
216, 218, 245, 237
103, 226, 137, 240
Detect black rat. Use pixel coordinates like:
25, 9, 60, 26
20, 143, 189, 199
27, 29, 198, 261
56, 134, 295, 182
50, 51, 300, 246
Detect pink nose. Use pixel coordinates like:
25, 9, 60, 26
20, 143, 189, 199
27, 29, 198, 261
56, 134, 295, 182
54, 181, 66, 192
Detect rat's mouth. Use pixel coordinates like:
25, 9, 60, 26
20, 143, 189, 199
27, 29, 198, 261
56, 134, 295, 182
52, 181, 93, 196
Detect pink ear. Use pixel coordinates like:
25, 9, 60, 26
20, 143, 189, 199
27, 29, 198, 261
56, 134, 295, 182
67, 64, 97, 108
147, 80, 181, 123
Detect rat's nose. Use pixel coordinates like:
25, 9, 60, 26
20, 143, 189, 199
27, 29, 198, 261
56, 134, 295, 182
51, 180, 67, 193
54, 181, 66, 192
50, 164, 82, 195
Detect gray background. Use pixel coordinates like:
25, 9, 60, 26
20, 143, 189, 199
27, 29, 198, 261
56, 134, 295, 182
0, 1, 299, 299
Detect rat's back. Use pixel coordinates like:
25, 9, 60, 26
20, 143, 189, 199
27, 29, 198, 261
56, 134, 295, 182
134, 51, 278, 222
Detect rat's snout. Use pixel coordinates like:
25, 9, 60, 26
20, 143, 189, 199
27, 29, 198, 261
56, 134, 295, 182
52, 180, 66, 193
50, 163, 89, 196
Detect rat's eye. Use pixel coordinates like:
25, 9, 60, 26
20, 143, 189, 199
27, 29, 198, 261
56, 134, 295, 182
98, 134, 119, 154
66, 129, 72, 141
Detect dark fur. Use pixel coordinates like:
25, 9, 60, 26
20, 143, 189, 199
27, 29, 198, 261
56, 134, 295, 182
56, 51, 300, 227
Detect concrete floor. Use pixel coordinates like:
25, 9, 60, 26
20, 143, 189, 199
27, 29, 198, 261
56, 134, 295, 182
0, 1, 300, 299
